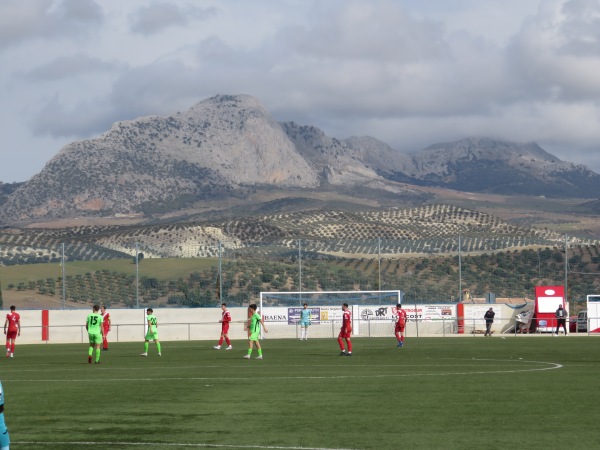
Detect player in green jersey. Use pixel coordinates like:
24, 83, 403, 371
244, 304, 268, 359
86, 305, 104, 364
140, 308, 161, 356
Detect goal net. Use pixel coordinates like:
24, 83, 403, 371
259, 290, 402, 339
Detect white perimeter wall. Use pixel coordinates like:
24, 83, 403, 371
3, 303, 531, 345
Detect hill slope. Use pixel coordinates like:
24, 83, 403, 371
2, 95, 600, 224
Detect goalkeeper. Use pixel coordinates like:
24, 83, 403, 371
0, 380, 10, 450
299, 303, 311, 340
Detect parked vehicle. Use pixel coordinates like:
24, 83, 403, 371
569, 316, 577, 333
577, 311, 587, 332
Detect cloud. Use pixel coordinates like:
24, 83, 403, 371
14, 0, 600, 180
129, 2, 217, 36
507, 0, 600, 102
28, 58, 211, 139
29, 93, 116, 138
23, 54, 120, 81
0, 0, 103, 49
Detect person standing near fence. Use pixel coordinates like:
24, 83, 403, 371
484, 307, 495, 337
214, 303, 233, 350
394, 304, 407, 347
4, 306, 20, 358
86, 305, 104, 364
299, 303, 311, 340
100, 305, 111, 351
554, 304, 568, 336
141, 308, 161, 356
338, 303, 353, 356
0, 380, 10, 450
244, 304, 268, 359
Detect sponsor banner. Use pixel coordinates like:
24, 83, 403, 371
261, 307, 289, 323
392, 305, 456, 322
358, 305, 395, 322
319, 306, 345, 323
260, 304, 457, 324
420, 305, 456, 322
288, 307, 321, 325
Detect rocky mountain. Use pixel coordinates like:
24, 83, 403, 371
1, 94, 599, 224
347, 136, 600, 197
0, 182, 23, 208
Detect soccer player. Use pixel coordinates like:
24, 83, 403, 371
0, 379, 10, 450
3, 306, 20, 358
394, 303, 408, 347
100, 305, 111, 351
337, 303, 352, 356
213, 303, 233, 350
140, 308, 161, 356
299, 303, 311, 340
244, 304, 268, 359
86, 305, 104, 364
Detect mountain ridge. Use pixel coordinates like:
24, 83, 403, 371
1, 94, 599, 224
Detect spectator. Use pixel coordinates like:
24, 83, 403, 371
484, 307, 495, 337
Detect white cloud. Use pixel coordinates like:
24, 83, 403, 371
1, 0, 600, 183
129, 2, 217, 36
0, 0, 103, 48
23, 54, 120, 81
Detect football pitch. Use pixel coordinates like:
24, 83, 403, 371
3, 336, 600, 450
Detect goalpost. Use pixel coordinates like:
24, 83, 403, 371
259, 290, 402, 339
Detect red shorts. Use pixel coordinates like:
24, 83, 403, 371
6, 330, 18, 340
395, 323, 405, 333
338, 327, 352, 339
221, 323, 230, 334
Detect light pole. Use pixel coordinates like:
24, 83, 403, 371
218, 240, 223, 303
458, 236, 462, 302
298, 239, 302, 294
61, 243, 66, 309
135, 242, 139, 309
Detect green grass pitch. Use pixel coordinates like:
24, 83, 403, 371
2, 336, 600, 449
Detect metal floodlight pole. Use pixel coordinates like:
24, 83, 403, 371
218, 240, 223, 303
564, 234, 568, 304
458, 236, 462, 302
298, 239, 302, 295
378, 237, 381, 291
61, 243, 66, 309
135, 242, 139, 309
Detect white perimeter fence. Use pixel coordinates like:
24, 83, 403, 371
16, 316, 599, 345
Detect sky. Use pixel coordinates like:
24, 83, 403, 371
1, 0, 600, 183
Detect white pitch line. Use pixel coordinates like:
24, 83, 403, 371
13, 441, 355, 450
4, 359, 562, 383
0, 362, 534, 374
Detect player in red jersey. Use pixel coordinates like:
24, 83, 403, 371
394, 303, 407, 347
3, 306, 21, 358
337, 303, 353, 356
213, 303, 233, 350
100, 305, 111, 351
